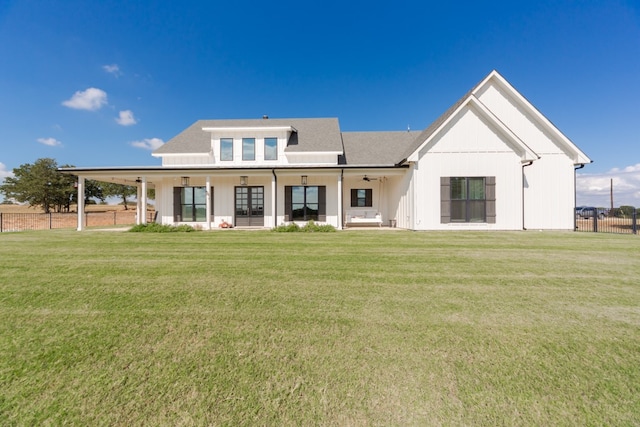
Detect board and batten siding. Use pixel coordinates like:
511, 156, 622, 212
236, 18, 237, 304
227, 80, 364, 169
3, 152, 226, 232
412, 152, 523, 230
476, 81, 578, 230
523, 154, 576, 230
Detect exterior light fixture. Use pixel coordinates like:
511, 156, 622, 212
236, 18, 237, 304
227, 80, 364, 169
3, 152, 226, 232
301, 175, 308, 185
181, 176, 190, 187
240, 176, 248, 186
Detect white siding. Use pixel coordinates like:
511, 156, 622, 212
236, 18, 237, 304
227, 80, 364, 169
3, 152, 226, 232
411, 103, 525, 230
414, 152, 523, 230
523, 154, 576, 230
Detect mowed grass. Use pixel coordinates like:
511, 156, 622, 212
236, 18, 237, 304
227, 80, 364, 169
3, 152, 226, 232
0, 230, 639, 426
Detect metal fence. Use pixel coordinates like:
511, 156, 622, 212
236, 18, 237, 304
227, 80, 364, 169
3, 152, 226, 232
0, 211, 155, 232
575, 209, 638, 235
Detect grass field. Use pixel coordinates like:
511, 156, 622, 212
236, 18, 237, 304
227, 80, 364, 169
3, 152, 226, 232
1, 229, 639, 425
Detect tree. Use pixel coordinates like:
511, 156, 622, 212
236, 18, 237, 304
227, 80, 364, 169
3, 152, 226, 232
0, 158, 75, 213
101, 182, 137, 210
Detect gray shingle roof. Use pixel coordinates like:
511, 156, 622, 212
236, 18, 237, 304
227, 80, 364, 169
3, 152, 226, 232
341, 131, 421, 166
153, 118, 343, 155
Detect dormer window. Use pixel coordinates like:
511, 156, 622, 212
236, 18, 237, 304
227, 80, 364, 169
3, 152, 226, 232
265, 137, 277, 160
242, 138, 255, 161
220, 138, 233, 161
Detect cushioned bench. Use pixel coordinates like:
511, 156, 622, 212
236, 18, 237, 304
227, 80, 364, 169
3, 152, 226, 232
345, 210, 382, 227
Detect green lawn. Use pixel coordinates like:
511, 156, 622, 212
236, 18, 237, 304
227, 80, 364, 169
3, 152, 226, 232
1, 229, 639, 425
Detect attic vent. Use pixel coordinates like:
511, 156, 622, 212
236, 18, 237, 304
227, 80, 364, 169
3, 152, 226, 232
263, 115, 269, 120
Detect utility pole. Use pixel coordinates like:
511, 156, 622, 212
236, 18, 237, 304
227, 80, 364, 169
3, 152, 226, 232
610, 178, 614, 211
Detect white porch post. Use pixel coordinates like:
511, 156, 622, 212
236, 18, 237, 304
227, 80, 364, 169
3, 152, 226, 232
77, 176, 85, 231
271, 173, 277, 227
337, 173, 343, 229
136, 185, 142, 225
141, 177, 147, 225
206, 176, 212, 230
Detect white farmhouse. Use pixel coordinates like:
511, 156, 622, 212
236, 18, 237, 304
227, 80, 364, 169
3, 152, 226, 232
62, 70, 591, 230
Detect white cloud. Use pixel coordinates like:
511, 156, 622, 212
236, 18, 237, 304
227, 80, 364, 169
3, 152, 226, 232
103, 64, 122, 77
62, 88, 108, 111
131, 138, 164, 151
0, 162, 13, 179
577, 163, 640, 207
116, 110, 137, 126
37, 137, 62, 147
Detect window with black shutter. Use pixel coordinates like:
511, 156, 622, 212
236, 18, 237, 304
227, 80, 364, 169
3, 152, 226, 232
440, 177, 495, 223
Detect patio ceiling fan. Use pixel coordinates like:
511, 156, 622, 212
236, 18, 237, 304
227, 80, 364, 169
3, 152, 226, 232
362, 175, 378, 182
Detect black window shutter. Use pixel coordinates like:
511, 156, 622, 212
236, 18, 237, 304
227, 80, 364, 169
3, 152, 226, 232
485, 177, 496, 223
210, 187, 214, 218
173, 187, 182, 222
440, 177, 451, 224
318, 186, 326, 221
365, 189, 372, 207
284, 186, 292, 221
350, 189, 357, 207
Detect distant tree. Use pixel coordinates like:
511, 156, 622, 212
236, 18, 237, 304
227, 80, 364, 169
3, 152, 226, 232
619, 205, 636, 217
101, 182, 137, 210
84, 179, 106, 205
0, 158, 75, 213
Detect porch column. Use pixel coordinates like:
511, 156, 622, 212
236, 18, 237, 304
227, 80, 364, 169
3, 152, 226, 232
337, 173, 343, 229
136, 185, 142, 225
141, 177, 147, 225
206, 176, 212, 230
77, 176, 85, 231
271, 172, 277, 227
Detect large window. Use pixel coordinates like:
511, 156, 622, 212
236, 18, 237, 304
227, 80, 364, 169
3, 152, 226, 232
285, 186, 326, 221
242, 138, 255, 161
450, 177, 485, 222
173, 187, 213, 222
264, 137, 277, 160
441, 177, 495, 224
350, 189, 372, 207
220, 138, 233, 161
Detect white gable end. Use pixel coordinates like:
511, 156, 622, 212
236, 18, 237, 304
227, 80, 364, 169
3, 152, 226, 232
474, 73, 591, 164
425, 105, 526, 155
409, 96, 538, 162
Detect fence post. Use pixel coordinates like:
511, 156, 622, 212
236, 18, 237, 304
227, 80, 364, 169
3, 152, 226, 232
49, 212, 52, 230
592, 213, 598, 232
633, 209, 637, 235
0, 212, 2, 233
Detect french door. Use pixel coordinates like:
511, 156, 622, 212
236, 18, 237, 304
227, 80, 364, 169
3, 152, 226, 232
235, 186, 264, 227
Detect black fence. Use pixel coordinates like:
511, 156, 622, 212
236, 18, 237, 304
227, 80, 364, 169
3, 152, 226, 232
0, 211, 155, 233
575, 208, 638, 235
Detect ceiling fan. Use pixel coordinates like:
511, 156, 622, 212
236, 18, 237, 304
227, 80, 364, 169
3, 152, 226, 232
362, 175, 378, 182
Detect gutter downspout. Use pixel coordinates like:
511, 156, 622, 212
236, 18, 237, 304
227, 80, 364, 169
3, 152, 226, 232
574, 164, 585, 231
522, 161, 534, 230
272, 169, 278, 228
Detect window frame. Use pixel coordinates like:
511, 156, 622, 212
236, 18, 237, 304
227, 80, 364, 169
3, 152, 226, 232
264, 137, 278, 161
350, 188, 373, 207
285, 185, 326, 222
441, 177, 495, 224
173, 186, 213, 222
450, 177, 486, 223
242, 138, 255, 161
220, 138, 233, 161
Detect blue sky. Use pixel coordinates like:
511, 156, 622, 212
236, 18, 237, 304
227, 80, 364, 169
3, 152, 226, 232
0, 0, 639, 206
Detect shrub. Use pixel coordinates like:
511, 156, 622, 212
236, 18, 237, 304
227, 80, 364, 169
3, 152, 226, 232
272, 220, 335, 232
129, 223, 196, 233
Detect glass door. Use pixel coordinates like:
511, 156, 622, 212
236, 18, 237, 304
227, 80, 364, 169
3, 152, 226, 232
235, 186, 264, 226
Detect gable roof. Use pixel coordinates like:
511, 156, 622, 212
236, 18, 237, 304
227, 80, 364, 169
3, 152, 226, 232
153, 118, 343, 156
401, 70, 591, 165
473, 70, 591, 165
